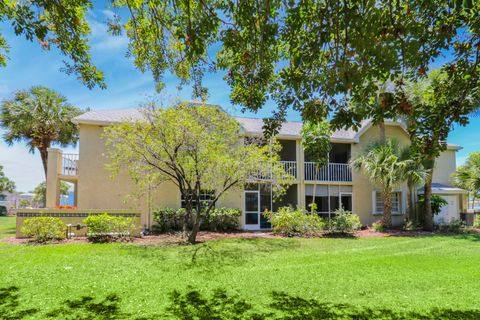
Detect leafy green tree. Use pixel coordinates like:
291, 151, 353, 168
0, 0, 104, 88
32, 181, 69, 208
301, 119, 331, 213
0, 165, 15, 197
351, 139, 413, 227
0, 86, 84, 178
453, 152, 480, 210
103, 0, 479, 133
104, 102, 291, 244
18, 199, 31, 208
399, 69, 480, 230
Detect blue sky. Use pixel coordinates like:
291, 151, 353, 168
0, 7, 479, 192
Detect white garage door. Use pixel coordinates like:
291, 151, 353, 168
434, 195, 459, 224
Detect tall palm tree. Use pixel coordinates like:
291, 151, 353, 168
351, 139, 412, 226
452, 152, 480, 210
399, 147, 427, 223
0, 86, 84, 178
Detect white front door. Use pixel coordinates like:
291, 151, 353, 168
434, 195, 459, 224
244, 191, 260, 230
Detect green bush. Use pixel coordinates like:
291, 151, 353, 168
371, 220, 385, 232
21, 217, 66, 242
83, 213, 136, 242
0, 205, 6, 216
202, 208, 241, 231
436, 219, 465, 233
265, 206, 325, 237
152, 207, 241, 233
329, 208, 362, 234
474, 216, 480, 229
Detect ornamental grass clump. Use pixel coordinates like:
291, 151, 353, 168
21, 216, 67, 243
265, 206, 325, 237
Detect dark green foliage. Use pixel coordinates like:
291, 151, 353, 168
418, 195, 449, 216
0, 86, 85, 177
0, 205, 7, 216
436, 219, 466, 233
152, 207, 241, 233
0, 1, 105, 88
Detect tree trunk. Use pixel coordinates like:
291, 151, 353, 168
406, 180, 414, 222
187, 212, 200, 244
382, 189, 392, 227
38, 146, 49, 179
423, 168, 434, 231
379, 121, 386, 142
311, 167, 317, 214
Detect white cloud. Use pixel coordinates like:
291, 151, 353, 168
0, 143, 44, 192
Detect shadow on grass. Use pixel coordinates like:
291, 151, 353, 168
0, 286, 39, 320
4, 286, 480, 320
181, 237, 298, 269
166, 288, 480, 320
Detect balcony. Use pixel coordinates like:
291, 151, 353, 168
251, 161, 298, 181
61, 153, 79, 177
304, 162, 352, 182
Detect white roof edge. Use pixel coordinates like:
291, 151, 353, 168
447, 144, 462, 151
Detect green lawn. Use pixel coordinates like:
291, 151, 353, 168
1, 216, 480, 319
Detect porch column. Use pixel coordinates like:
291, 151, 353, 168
46, 148, 62, 208
296, 139, 306, 208
73, 181, 78, 207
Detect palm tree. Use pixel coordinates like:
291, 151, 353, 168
399, 147, 427, 223
351, 139, 413, 226
452, 152, 480, 210
0, 86, 84, 178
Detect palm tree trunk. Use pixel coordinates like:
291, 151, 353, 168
382, 189, 392, 227
38, 146, 49, 179
423, 170, 434, 231
406, 180, 414, 222
379, 121, 386, 142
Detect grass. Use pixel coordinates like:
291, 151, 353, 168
1, 216, 480, 319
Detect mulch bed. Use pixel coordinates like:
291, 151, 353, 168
3, 229, 479, 246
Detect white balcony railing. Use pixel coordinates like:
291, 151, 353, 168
62, 153, 79, 176
280, 161, 297, 179
251, 161, 298, 181
304, 162, 352, 182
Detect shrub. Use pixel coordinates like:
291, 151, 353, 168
265, 206, 325, 237
202, 208, 241, 231
371, 220, 385, 232
403, 220, 422, 231
83, 213, 136, 242
152, 207, 241, 233
0, 205, 6, 216
329, 208, 362, 234
21, 217, 66, 242
436, 219, 465, 233
474, 215, 480, 229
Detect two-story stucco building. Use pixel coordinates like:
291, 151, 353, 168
45, 108, 467, 230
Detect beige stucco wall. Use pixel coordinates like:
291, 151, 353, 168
351, 124, 411, 226
432, 149, 457, 185
75, 122, 461, 229
77, 124, 245, 228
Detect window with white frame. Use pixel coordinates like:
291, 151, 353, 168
181, 190, 215, 209
374, 191, 402, 214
